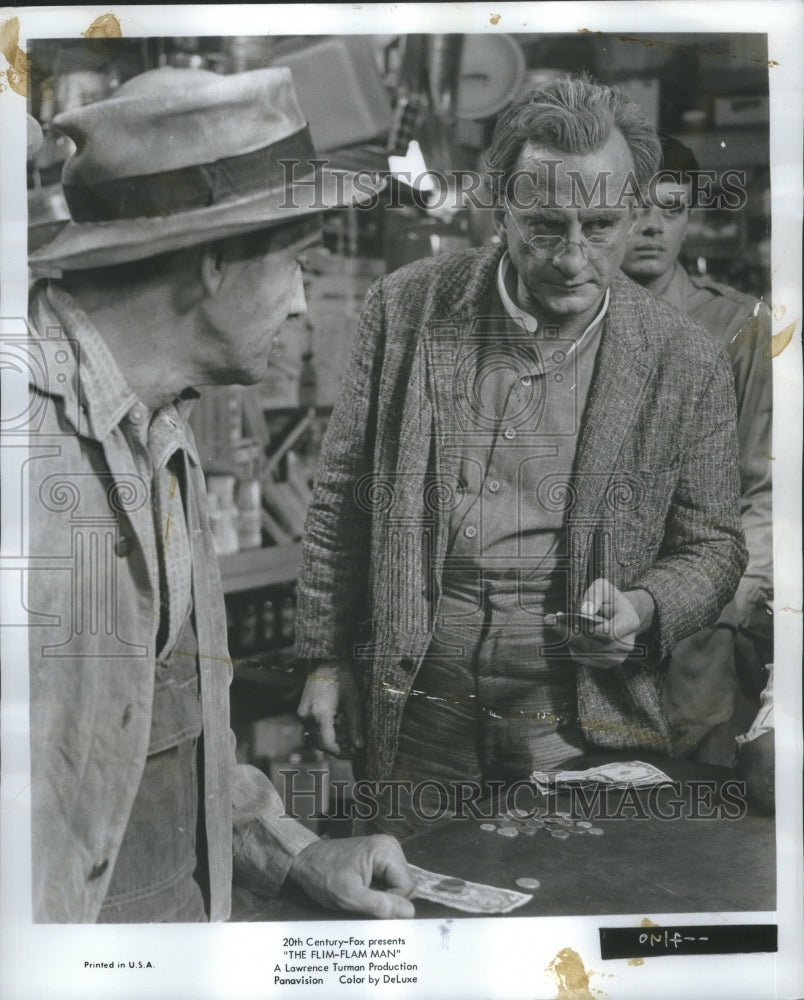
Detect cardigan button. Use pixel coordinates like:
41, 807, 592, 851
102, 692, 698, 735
88, 858, 109, 881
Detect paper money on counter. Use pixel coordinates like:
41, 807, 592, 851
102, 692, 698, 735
530, 760, 674, 793
407, 865, 532, 914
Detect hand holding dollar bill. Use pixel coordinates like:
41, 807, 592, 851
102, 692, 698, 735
407, 865, 532, 914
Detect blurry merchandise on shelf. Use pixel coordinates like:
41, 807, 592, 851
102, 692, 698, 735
226, 583, 297, 659
233, 439, 263, 551
206, 474, 240, 557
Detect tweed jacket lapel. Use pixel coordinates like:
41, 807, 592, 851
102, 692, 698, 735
569, 272, 653, 602
422, 247, 504, 576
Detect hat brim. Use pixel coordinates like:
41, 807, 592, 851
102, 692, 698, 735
29, 168, 384, 271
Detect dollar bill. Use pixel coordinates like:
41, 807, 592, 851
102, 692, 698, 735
407, 864, 532, 914
530, 760, 673, 793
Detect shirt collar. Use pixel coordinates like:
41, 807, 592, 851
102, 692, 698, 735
653, 261, 688, 313
29, 281, 139, 442
496, 250, 610, 338
29, 281, 199, 459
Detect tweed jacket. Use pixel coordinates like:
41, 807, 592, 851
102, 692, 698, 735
25, 284, 316, 923
296, 246, 747, 782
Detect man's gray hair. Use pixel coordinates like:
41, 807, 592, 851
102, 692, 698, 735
485, 74, 661, 204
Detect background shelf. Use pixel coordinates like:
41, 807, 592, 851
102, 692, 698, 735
219, 543, 301, 594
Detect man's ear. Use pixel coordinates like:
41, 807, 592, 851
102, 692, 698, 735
169, 243, 222, 315
200, 241, 228, 297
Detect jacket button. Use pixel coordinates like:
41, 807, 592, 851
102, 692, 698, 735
503, 427, 516, 440
463, 524, 477, 538
115, 536, 133, 557
88, 859, 109, 881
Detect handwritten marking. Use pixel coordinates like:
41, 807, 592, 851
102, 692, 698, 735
628, 917, 657, 964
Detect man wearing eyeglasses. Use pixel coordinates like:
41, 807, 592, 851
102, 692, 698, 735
621, 138, 772, 764
297, 76, 747, 831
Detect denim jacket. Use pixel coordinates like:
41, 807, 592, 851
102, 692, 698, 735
26, 283, 315, 923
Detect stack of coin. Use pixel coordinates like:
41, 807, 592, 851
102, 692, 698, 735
477, 810, 604, 841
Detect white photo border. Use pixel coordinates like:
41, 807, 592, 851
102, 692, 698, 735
1, 4, 801, 1000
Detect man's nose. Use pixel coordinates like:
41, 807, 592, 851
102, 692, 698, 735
638, 207, 664, 234
551, 239, 587, 276
287, 265, 307, 318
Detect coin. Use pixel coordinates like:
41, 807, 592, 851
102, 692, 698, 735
480, 823, 497, 831
515, 877, 541, 890
497, 827, 519, 838
521, 827, 537, 836
509, 808, 530, 819
550, 829, 570, 840
553, 810, 571, 818
527, 818, 546, 828
587, 827, 604, 836
499, 822, 518, 830
576, 821, 593, 829
435, 878, 466, 893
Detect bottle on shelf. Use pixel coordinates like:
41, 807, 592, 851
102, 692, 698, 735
230, 594, 259, 656
261, 592, 277, 650
206, 474, 240, 556
276, 584, 297, 648
233, 439, 263, 550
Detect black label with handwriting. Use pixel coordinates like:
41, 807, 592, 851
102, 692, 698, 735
599, 924, 777, 959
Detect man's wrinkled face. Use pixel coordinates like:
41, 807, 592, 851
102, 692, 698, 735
620, 180, 691, 286
496, 130, 638, 325
203, 216, 320, 385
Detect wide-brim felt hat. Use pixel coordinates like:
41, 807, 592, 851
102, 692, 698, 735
29, 66, 383, 271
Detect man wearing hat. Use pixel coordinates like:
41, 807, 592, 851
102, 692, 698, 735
25, 66, 414, 923
620, 137, 773, 763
